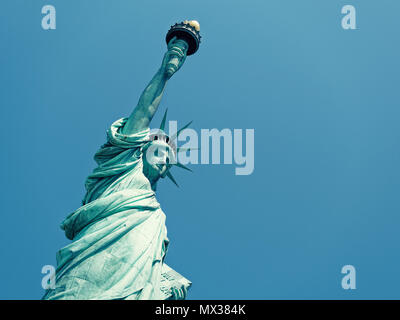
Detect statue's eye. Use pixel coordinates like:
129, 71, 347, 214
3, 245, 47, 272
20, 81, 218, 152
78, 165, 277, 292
166, 137, 169, 143
154, 136, 158, 140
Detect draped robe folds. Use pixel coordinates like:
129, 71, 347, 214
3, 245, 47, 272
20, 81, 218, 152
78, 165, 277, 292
42, 118, 173, 300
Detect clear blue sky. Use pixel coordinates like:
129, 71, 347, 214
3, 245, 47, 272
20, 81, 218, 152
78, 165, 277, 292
1, 0, 400, 299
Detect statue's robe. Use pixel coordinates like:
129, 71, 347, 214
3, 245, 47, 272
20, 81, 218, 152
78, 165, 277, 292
43, 118, 170, 300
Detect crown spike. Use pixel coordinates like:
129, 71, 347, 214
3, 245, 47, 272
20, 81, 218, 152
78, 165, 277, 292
170, 121, 193, 141
160, 108, 168, 131
166, 171, 179, 188
174, 162, 193, 172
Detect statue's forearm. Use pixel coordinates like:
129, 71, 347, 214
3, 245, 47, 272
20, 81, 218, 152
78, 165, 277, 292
120, 36, 189, 135
121, 68, 168, 135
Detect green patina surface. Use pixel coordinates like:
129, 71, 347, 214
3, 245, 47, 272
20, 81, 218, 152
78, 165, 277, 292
43, 26, 199, 300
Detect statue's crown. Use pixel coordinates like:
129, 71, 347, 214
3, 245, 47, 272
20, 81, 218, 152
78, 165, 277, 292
166, 20, 202, 56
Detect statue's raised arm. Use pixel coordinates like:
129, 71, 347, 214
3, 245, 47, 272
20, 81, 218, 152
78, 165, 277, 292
121, 19, 201, 135
120, 36, 188, 135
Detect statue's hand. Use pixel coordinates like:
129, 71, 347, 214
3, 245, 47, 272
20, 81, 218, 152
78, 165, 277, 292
161, 36, 188, 79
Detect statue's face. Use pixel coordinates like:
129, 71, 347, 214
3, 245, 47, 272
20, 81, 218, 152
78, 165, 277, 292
142, 142, 174, 185
165, 38, 188, 77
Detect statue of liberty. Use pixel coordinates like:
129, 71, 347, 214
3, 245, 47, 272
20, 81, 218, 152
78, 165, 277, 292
42, 20, 201, 300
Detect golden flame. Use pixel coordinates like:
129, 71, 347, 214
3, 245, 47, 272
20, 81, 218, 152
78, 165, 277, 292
184, 20, 200, 31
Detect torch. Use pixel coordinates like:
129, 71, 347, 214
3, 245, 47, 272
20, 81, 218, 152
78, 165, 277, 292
166, 20, 201, 56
